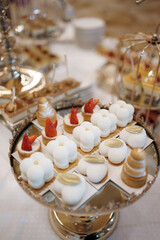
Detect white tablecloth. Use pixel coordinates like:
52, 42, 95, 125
1, 29, 160, 239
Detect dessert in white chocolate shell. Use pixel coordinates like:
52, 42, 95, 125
53, 173, 86, 205
120, 125, 147, 148
109, 100, 134, 127
91, 109, 117, 138
78, 155, 108, 183
20, 152, 54, 189
99, 138, 127, 164
73, 122, 101, 152
47, 135, 77, 169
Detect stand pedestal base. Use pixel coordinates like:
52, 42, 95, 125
48, 209, 119, 240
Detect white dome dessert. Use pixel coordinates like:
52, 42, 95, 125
91, 109, 117, 137
20, 152, 54, 189
78, 155, 108, 183
73, 121, 101, 152
109, 100, 134, 127
99, 138, 127, 164
120, 125, 147, 148
53, 173, 86, 205
47, 135, 77, 169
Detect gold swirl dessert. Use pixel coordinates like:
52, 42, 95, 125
36, 97, 57, 127
121, 148, 148, 188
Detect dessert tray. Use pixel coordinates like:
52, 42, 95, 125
9, 100, 160, 240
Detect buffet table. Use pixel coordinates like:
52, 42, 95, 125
1, 28, 160, 240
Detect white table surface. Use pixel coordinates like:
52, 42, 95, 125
1, 27, 160, 240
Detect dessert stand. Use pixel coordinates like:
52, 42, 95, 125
9, 101, 160, 240
115, 25, 160, 124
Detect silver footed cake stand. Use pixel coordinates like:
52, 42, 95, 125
9, 102, 160, 240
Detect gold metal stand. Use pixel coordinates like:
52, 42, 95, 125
48, 209, 119, 239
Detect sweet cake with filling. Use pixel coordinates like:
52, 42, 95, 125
99, 138, 127, 165
17, 133, 41, 159
53, 173, 86, 205
77, 155, 108, 183
121, 148, 148, 188
81, 98, 100, 122
36, 97, 57, 127
91, 109, 117, 138
63, 107, 83, 134
109, 100, 134, 127
46, 135, 77, 170
120, 125, 147, 148
73, 121, 101, 153
20, 152, 54, 189
42, 118, 58, 145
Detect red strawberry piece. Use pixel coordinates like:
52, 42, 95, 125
70, 107, 79, 124
84, 98, 99, 113
29, 135, 38, 144
45, 118, 57, 138
21, 133, 32, 151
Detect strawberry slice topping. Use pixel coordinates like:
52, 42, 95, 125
29, 135, 38, 144
21, 133, 32, 151
84, 98, 99, 113
45, 118, 57, 137
70, 107, 79, 124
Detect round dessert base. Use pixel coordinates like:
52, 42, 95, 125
48, 209, 119, 240
121, 167, 148, 188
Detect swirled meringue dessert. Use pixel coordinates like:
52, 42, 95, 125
53, 173, 86, 205
77, 155, 108, 183
36, 97, 57, 127
81, 98, 100, 122
91, 109, 117, 138
109, 100, 134, 127
121, 148, 148, 188
63, 107, 83, 134
73, 121, 101, 153
47, 135, 77, 170
20, 152, 54, 189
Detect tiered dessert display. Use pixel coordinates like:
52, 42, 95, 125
0, 0, 46, 127
10, 98, 160, 240
116, 25, 160, 124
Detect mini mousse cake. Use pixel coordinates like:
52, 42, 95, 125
63, 107, 83, 134
36, 97, 57, 127
17, 133, 41, 159
81, 98, 100, 122
2, 98, 28, 124
42, 118, 57, 145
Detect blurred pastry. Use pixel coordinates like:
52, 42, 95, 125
121, 148, 148, 188
73, 121, 101, 153
53, 173, 86, 205
91, 109, 117, 138
20, 152, 54, 189
2, 98, 28, 123
42, 118, 57, 145
17, 133, 41, 159
47, 135, 77, 170
120, 125, 147, 148
99, 138, 127, 165
36, 97, 57, 127
81, 98, 100, 122
78, 155, 108, 183
63, 107, 83, 134
109, 100, 134, 127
